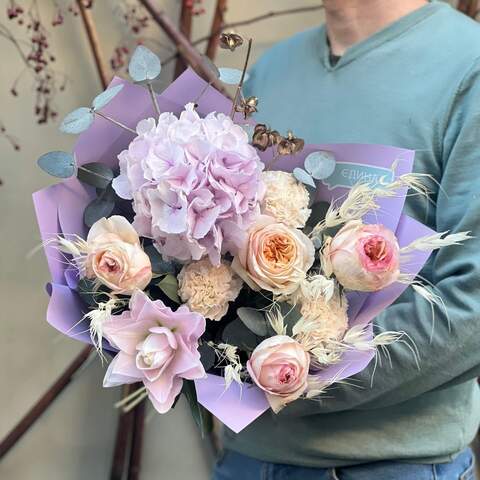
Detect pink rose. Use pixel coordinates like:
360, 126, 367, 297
102, 290, 206, 413
323, 220, 400, 292
85, 216, 152, 295
247, 336, 310, 412
232, 216, 315, 295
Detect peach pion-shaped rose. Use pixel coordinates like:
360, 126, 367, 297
102, 290, 206, 413
247, 335, 310, 413
323, 220, 400, 292
232, 215, 315, 296
85, 216, 152, 295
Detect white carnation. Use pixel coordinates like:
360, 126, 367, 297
260, 171, 311, 228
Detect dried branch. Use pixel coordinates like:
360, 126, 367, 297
174, 0, 194, 78
457, 0, 480, 17
137, 0, 228, 94
76, 0, 110, 88
205, 0, 228, 60
164, 4, 324, 65
0, 345, 93, 460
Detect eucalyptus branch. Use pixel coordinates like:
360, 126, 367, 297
163, 5, 325, 65
137, 0, 229, 96
94, 111, 136, 134
230, 38, 252, 118
147, 83, 161, 116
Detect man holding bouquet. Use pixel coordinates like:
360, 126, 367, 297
215, 0, 480, 478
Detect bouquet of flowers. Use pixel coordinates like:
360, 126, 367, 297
33, 39, 471, 433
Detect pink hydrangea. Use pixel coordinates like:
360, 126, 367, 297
112, 104, 265, 264
102, 290, 205, 413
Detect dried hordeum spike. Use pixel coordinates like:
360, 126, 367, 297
219, 32, 244, 52
252, 124, 282, 151
235, 96, 258, 119
277, 131, 305, 156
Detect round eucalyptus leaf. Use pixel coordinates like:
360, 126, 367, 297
91, 84, 124, 111
144, 244, 176, 274
77, 162, 114, 189
84, 197, 115, 227
305, 151, 336, 180
37, 151, 76, 178
293, 167, 316, 188
128, 45, 161, 82
222, 318, 259, 352
218, 67, 250, 85
157, 274, 180, 303
237, 307, 268, 337
60, 107, 94, 134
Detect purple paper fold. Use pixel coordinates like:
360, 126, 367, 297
195, 374, 270, 433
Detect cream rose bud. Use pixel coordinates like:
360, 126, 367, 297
177, 259, 243, 321
232, 215, 315, 296
247, 336, 310, 413
323, 220, 400, 292
85, 216, 152, 295
261, 171, 311, 228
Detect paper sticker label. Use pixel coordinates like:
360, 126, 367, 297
322, 162, 395, 190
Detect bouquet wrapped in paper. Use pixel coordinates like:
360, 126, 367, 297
33, 41, 471, 433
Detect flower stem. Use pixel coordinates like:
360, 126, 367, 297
115, 386, 147, 409
147, 82, 161, 117
230, 38, 253, 119
95, 111, 136, 134
77, 165, 112, 182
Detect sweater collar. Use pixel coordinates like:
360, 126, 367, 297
320, 1, 447, 71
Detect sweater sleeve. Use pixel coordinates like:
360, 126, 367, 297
281, 60, 480, 417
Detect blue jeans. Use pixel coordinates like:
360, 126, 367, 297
212, 448, 475, 480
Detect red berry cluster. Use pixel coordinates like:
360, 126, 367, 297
6, 1, 23, 21
111, 46, 130, 71
185, 0, 206, 16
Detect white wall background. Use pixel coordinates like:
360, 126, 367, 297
0, 1, 323, 479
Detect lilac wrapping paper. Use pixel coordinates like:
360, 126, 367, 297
33, 68, 436, 432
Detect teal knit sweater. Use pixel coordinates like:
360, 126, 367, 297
224, 1, 480, 467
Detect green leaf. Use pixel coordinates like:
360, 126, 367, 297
144, 244, 176, 274
91, 84, 124, 111
293, 167, 315, 188
198, 343, 216, 371
237, 307, 268, 336
304, 150, 336, 180
222, 318, 260, 351
77, 277, 107, 307
278, 303, 303, 335
157, 274, 180, 303
37, 151, 76, 178
306, 201, 330, 230
77, 162, 114, 189
182, 380, 212, 438
128, 45, 161, 82
84, 196, 115, 228
60, 107, 94, 134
